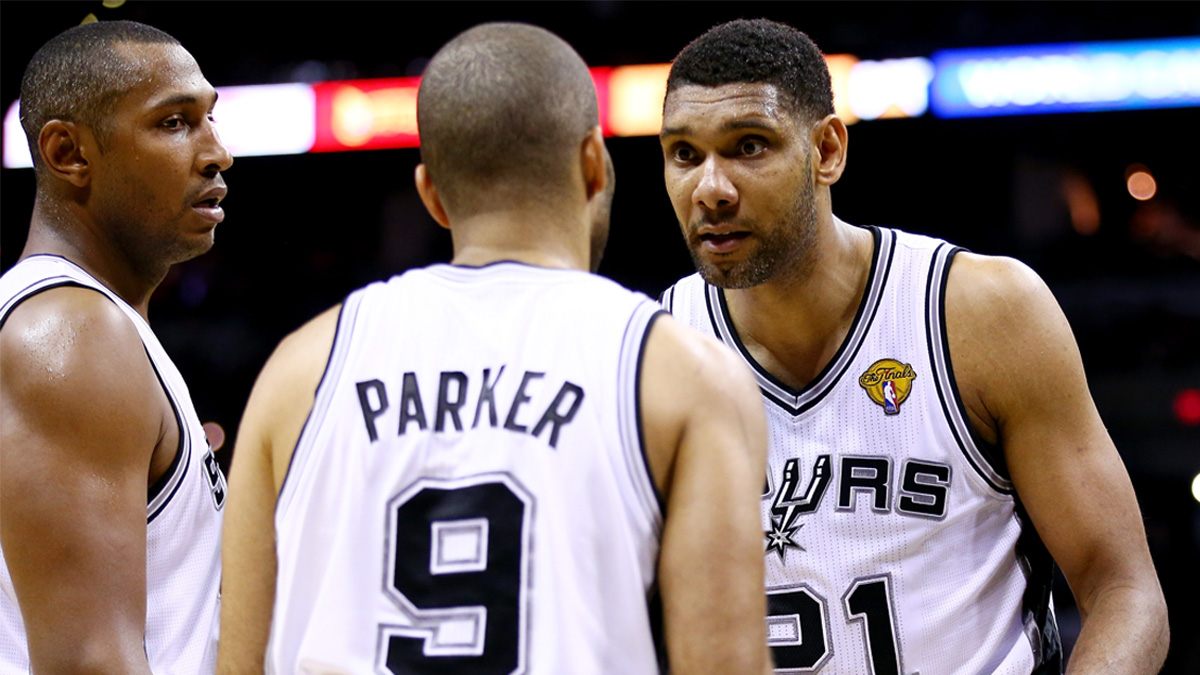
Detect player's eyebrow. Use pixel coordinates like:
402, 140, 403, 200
150, 89, 219, 110
661, 118, 776, 139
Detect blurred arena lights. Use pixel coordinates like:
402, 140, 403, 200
848, 57, 935, 121
211, 84, 316, 157
1125, 164, 1158, 201
0, 55, 930, 167
6, 35, 1200, 166
1192, 473, 1200, 504
931, 36, 1200, 118
606, 63, 671, 136
1174, 389, 1200, 426
1063, 172, 1102, 236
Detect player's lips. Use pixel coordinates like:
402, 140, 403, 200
696, 226, 751, 253
192, 186, 227, 223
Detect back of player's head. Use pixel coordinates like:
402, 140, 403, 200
20, 20, 181, 175
417, 22, 599, 212
667, 19, 834, 125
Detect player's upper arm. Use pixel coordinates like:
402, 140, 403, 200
0, 288, 163, 674
945, 254, 1165, 618
639, 314, 770, 674
218, 303, 340, 674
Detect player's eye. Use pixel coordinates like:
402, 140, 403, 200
671, 144, 698, 163
738, 138, 766, 156
161, 115, 187, 130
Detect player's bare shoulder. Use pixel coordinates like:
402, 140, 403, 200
639, 312, 765, 490
643, 312, 762, 416
1, 286, 167, 452
944, 251, 1082, 443
239, 303, 342, 489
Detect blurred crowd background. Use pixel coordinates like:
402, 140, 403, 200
3, 1, 1198, 668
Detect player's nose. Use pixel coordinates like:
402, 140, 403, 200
693, 156, 738, 212
198, 122, 234, 175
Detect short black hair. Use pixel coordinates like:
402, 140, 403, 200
20, 20, 180, 172
667, 19, 834, 124
417, 22, 598, 212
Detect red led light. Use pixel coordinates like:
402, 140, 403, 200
1174, 389, 1200, 426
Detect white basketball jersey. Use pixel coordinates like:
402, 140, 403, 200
0, 255, 226, 674
270, 262, 665, 675
661, 225, 1062, 675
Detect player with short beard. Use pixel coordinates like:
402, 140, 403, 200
658, 18, 1167, 675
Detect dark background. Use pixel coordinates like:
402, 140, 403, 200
4, 1, 1199, 669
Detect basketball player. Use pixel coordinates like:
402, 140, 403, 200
657, 19, 1168, 675
0, 21, 231, 674
217, 23, 770, 674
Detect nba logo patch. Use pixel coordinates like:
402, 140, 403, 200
858, 359, 917, 415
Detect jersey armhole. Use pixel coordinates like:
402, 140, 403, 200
145, 347, 191, 522
0, 279, 190, 519
618, 302, 668, 536
657, 286, 674, 312
926, 244, 1015, 496
276, 292, 365, 519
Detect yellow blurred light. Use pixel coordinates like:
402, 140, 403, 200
825, 54, 859, 125
102, 0, 127, 8
331, 86, 372, 147
1192, 472, 1200, 503
1126, 170, 1157, 201
80, 13, 98, 24
609, 55, 860, 135
330, 85, 418, 147
608, 64, 671, 137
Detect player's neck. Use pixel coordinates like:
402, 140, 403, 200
23, 201, 161, 318
723, 219, 874, 390
448, 207, 590, 271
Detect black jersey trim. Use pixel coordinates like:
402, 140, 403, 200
146, 348, 191, 524
276, 297, 357, 518
634, 309, 668, 514
0, 275, 189, 519
617, 301, 667, 536
924, 245, 1014, 495
0, 280, 89, 329
706, 225, 895, 417
1015, 498, 1064, 673
936, 248, 1010, 479
657, 286, 675, 313
647, 582, 668, 673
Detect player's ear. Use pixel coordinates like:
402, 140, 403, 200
812, 114, 848, 186
580, 126, 607, 201
39, 120, 93, 188
414, 164, 451, 230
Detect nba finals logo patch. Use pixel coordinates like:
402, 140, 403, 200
859, 359, 917, 415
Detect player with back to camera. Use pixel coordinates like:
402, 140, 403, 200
217, 22, 772, 675
657, 18, 1169, 675
0, 20, 232, 674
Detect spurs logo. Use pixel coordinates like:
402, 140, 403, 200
765, 455, 831, 562
202, 449, 227, 510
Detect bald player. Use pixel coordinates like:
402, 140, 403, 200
217, 22, 771, 674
